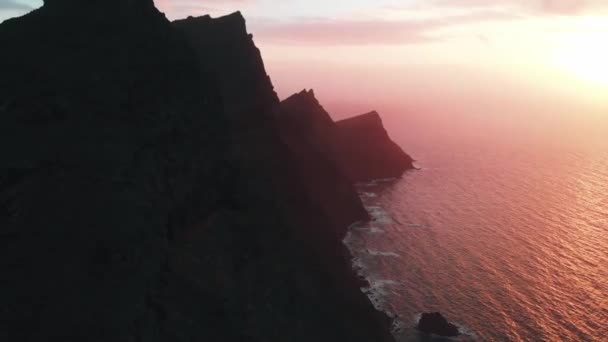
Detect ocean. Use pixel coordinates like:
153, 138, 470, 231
344, 130, 608, 341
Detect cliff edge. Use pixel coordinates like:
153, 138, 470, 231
280, 90, 414, 183
1, 3, 394, 342
336, 111, 414, 182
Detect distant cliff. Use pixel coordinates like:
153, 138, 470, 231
1, 2, 398, 341
336, 111, 414, 182
280, 90, 414, 183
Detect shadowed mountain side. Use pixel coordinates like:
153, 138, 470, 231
173, 13, 279, 120
280, 89, 337, 150
0, 0, 231, 340
336, 111, 414, 182
0, 2, 394, 341
279, 90, 414, 183
277, 89, 369, 230
173, 14, 392, 342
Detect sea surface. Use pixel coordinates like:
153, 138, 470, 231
344, 132, 608, 341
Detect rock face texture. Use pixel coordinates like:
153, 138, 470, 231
417, 312, 461, 337
1, 3, 394, 342
276, 89, 369, 233
280, 90, 414, 183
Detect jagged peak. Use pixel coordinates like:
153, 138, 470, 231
337, 111, 383, 127
298, 88, 315, 97
217, 11, 245, 23
285, 89, 319, 104
280, 89, 337, 131
176, 11, 247, 35
361, 110, 381, 118
43, 0, 155, 9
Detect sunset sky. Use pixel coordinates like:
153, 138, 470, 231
2, 0, 607, 141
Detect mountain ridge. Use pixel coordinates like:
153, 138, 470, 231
1, 4, 410, 341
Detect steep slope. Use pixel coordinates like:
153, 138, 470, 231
1, 3, 394, 342
279, 90, 414, 183
280, 89, 337, 150
173, 13, 370, 235
0, 1, 230, 341
173, 14, 391, 341
336, 111, 415, 182
278, 89, 370, 230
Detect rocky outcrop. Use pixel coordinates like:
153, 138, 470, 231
1, 3, 393, 342
336, 111, 414, 182
417, 312, 461, 337
279, 90, 414, 183
277, 89, 368, 232
279, 89, 337, 150
173, 13, 278, 120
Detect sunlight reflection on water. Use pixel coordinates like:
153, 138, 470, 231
345, 140, 608, 341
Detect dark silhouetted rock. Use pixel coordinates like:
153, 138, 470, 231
417, 312, 461, 337
173, 14, 391, 342
336, 111, 414, 182
1, 4, 394, 342
279, 90, 414, 183
280, 89, 337, 149
277, 89, 369, 232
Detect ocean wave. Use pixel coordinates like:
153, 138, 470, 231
362, 279, 401, 313
367, 206, 395, 224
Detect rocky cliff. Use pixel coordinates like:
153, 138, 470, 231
336, 112, 414, 182
1, 2, 394, 342
280, 90, 414, 183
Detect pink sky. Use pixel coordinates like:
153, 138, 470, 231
2, 1, 607, 142
152, 1, 608, 133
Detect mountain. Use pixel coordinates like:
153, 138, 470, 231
280, 90, 414, 183
336, 111, 415, 182
1, 2, 396, 342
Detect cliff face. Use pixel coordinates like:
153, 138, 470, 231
1, 1, 230, 340
1, 3, 393, 342
173, 13, 278, 120
279, 91, 414, 183
280, 89, 337, 150
336, 112, 414, 182
172, 15, 386, 341
275, 89, 369, 232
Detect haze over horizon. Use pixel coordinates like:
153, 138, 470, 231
2, 2, 607, 341
3, 0, 607, 143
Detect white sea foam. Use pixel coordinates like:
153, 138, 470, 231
362, 279, 400, 312
367, 206, 394, 224
351, 226, 385, 234
366, 249, 400, 258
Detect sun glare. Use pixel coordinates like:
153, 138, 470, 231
551, 28, 608, 89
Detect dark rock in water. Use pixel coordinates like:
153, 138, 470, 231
336, 111, 414, 182
279, 90, 414, 183
417, 312, 461, 337
1, 3, 394, 342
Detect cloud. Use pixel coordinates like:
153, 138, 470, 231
250, 9, 518, 45
0, 0, 33, 11
426, 0, 608, 15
